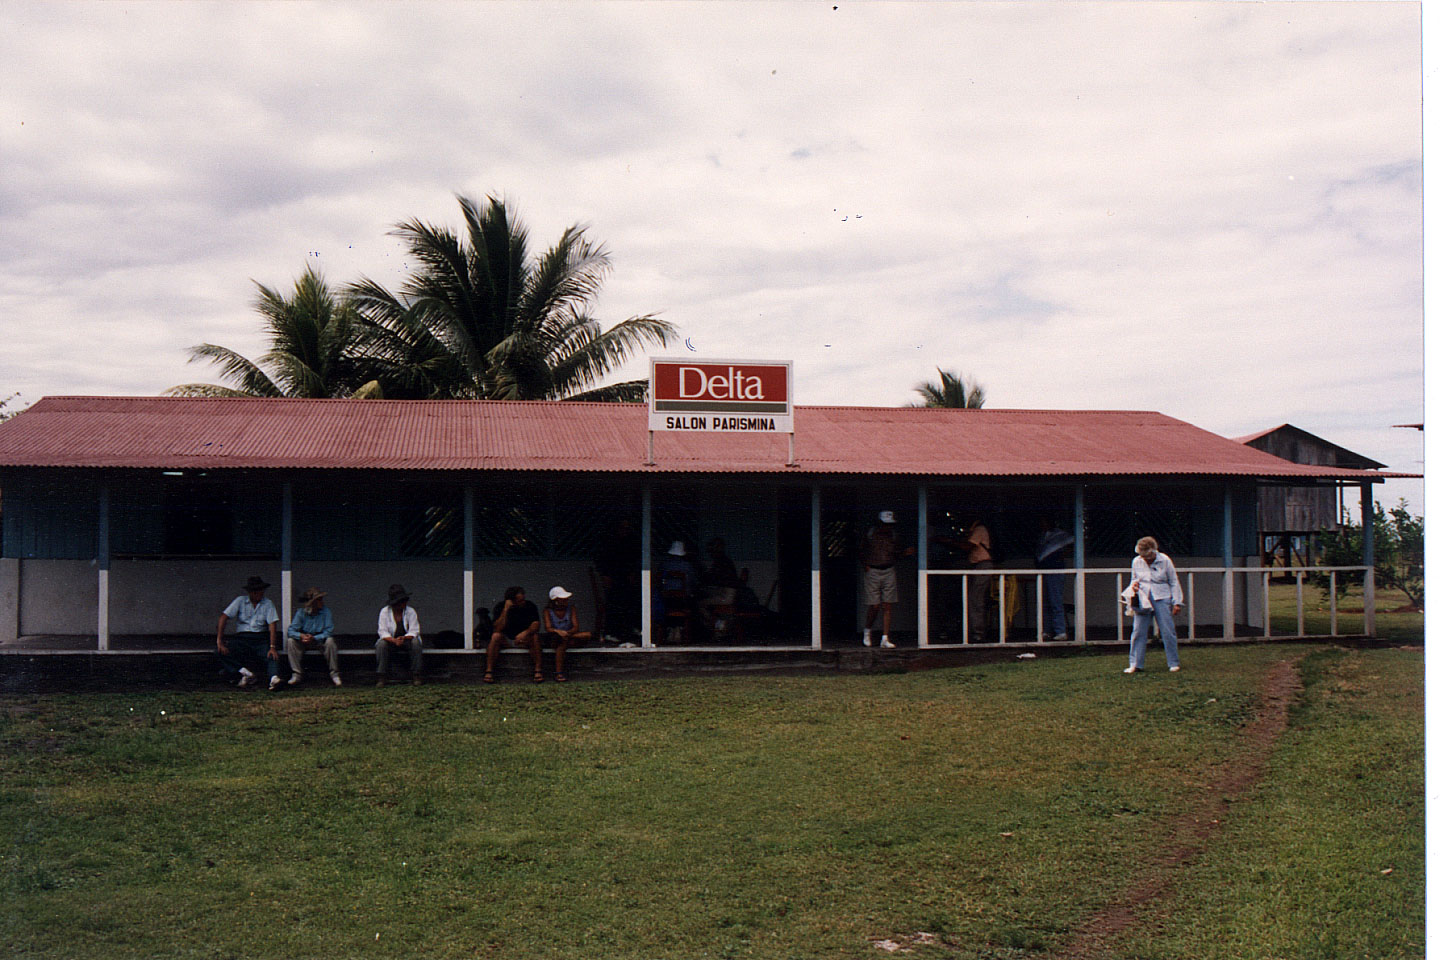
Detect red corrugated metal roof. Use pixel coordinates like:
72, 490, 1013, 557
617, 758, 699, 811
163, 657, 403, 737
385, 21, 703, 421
0, 396, 1413, 480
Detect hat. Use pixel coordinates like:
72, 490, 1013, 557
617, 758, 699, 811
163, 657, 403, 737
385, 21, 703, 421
668, 540, 687, 556
387, 583, 410, 605
549, 586, 572, 600
244, 575, 270, 591
298, 587, 326, 607
878, 511, 896, 524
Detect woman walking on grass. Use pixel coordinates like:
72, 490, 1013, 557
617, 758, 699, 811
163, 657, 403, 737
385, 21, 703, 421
1124, 536, 1183, 674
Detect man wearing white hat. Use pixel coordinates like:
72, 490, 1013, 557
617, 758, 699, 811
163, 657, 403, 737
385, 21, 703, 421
861, 511, 913, 648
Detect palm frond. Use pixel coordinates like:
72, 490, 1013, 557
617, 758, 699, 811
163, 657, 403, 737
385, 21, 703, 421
181, 344, 284, 397
561, 379, 650, 403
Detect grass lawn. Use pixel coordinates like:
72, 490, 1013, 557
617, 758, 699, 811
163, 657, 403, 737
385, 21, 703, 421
0, 644, 1422, 959
1263, 582, 1423, 644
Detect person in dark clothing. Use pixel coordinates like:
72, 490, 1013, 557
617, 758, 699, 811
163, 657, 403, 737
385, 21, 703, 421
485, 586, 542, 683
594, 518, 641, 642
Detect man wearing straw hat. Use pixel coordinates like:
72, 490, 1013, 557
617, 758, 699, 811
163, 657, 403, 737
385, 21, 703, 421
286, 587, 341, 687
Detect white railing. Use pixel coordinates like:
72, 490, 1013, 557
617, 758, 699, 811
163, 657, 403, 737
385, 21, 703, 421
1256, 565, 1372, 639
919, 564, 1376, 647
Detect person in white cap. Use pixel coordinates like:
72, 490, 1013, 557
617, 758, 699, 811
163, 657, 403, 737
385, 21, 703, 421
542, 586, 591, 682
656, 541, 699, 643
861, 511, 913, 647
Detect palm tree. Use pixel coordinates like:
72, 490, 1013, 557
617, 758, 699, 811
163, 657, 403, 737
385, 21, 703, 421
167, 267, 381, 398
347, 194, 674, 401
908, 369, 986, 409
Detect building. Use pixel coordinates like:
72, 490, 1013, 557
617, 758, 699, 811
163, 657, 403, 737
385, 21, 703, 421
1233, 423, 1387, 570
0, 397, 1405, 651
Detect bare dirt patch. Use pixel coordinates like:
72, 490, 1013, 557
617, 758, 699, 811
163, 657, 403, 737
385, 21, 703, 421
1049, 657, 1303, 960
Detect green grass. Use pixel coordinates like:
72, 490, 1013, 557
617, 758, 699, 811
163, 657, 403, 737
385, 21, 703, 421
1118, 646, 1424, 960
0, 645, 1423, 959
1264, 581, 1423, 644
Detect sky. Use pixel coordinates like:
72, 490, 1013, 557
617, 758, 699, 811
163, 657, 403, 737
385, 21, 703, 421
0, 1, 1424, 509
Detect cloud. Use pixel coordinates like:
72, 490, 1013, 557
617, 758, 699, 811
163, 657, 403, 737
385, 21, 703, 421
0, 1, 1421, 510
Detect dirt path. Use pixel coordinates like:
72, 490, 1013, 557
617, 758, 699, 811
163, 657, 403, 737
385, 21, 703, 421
1049, 657, 1304, 960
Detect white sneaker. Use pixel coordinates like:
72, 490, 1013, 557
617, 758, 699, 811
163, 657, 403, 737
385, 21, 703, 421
287, 673, 302, 686
862, 631, 873, 647
880, 637, 896, 649
237, 668, 256, 688
331, 673, 342, 687
1123, 666, 1137, 674
1169, 666, 1181, 673
269, 675, 284, 691
1054, 634, 1068, 642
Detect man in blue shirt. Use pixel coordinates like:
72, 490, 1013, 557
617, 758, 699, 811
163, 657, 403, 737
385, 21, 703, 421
286, 587, 340, 687
216, 575, 281, 689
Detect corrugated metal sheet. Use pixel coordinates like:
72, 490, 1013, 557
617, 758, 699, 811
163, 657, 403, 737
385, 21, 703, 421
0, 396, 1411, 480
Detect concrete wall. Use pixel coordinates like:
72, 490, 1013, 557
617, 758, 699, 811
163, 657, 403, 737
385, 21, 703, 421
0, 558, 18, 642
13, 556, 783, 638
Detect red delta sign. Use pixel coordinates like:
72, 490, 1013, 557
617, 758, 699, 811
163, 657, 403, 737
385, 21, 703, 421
649, 358, 793, 433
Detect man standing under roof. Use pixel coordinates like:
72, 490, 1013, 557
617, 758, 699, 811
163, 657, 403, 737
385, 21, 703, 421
216, 575, 281, 690
861, 511, 914, 648
376, 584, 423, 686
963, 518, 995, 643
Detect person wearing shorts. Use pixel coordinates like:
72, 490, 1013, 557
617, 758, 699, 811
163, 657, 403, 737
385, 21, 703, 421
861, 511, 913, 648
486, 585, 543, 683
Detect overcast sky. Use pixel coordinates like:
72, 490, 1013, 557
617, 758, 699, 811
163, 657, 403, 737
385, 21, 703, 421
0, 1, 1423, 508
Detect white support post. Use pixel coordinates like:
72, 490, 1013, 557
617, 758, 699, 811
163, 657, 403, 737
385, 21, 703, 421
1073, 485, 1086, 643
961, 573, 969, 644
641, 484, 653, 648
1330, 572, 1338, 637
1116, 573, 1124, 643
998, 575, 1007, 644
810, 485, 822, 650
281, 482, 293, 632
1295, 570, 1305, 637
1035, 573, 1042, 642
1186, 572, 1195, 639
97, 484, 110, 651
917, 485, 929, 647
1361, 484, 1376, 636
1262, 571, 1270, 638
463, 486, 475, 650
1222, 484, 1235, 639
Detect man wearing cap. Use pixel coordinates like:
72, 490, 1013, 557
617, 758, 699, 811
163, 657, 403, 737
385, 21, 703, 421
216, 575, 281, 690
286, 587, 341, 687
376, 584, 422, 686
861, 511, 914, 648
486, 586, 543, 683
542, 585, 591, 682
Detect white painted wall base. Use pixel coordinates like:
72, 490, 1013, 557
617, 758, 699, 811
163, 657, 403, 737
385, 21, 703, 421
0, 558, 18, 643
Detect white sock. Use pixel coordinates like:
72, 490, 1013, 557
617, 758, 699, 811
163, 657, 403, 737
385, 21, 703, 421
863, 628, 872, 640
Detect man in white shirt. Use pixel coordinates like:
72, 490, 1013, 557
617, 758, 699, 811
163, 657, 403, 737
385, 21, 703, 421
376, 583, 423, 686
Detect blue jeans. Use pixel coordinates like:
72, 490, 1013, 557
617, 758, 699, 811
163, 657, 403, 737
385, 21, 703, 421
218, 632, 282, 682
1129, 604, 1180, 670
1040, 571, 1067, 638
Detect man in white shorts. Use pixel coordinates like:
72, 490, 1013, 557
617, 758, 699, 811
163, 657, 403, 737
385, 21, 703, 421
861, 511, 913, 648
